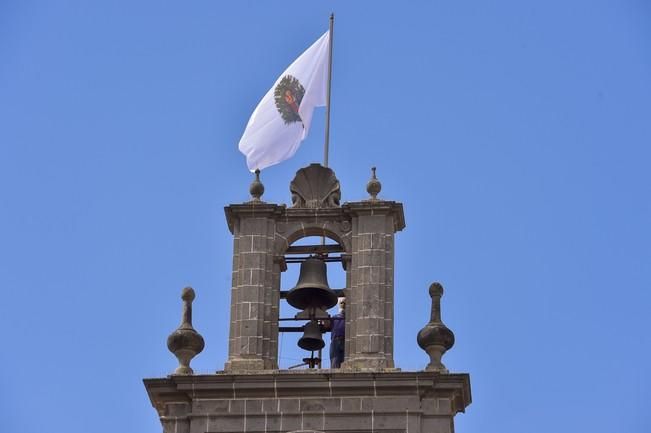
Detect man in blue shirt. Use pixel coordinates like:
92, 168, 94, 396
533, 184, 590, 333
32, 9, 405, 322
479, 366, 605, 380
329, 298, 345, 368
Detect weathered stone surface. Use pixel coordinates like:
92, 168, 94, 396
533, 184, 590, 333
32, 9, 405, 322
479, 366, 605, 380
223, 204, 283, 371
144, 371, 470, 433
341, 201, 404, 370
418, 283, 455, 373
167, 287, 204, 375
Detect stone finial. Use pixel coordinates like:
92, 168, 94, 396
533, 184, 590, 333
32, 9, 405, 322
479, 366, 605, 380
290, 163, 341, 208
417, 282, 455, 373
366, 166, 381, 200
249, 169, 264, 202
167, 287, 205, 375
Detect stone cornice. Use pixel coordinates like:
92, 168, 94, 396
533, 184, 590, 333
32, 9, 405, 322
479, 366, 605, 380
143, 371, 470, 416
224, 201, 406, 234
224, 203, 286, 234
342, 201, 406, 232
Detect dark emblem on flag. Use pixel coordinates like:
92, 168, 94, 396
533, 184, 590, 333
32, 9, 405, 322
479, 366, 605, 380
274, 75, 305, 125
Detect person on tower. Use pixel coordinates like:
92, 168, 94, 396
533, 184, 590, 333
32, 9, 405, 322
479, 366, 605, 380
328, 298, 345, 368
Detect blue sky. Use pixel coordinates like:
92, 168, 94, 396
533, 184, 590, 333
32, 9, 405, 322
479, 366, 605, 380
1, 1, 650, 432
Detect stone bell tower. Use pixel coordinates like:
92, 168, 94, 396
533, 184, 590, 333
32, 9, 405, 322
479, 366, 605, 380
143, 164, 471, 433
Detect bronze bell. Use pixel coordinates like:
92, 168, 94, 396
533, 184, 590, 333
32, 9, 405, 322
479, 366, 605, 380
286, 257, 338, 310
298, 320, 324, 351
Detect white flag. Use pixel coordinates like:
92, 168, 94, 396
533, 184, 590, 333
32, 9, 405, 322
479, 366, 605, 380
238, 31, 330, 171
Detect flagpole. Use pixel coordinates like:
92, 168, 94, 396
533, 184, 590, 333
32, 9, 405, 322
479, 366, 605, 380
323, 13, 334, 167
322, 14, 334, 248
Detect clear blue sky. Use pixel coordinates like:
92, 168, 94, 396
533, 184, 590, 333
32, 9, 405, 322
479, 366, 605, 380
1, 1, 650, 432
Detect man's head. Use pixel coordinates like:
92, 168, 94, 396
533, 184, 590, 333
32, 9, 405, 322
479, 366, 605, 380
338, 297, 346, 312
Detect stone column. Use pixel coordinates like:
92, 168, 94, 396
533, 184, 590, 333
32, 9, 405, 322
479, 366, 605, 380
224, 203, 282, 371
343, 201, 405, 370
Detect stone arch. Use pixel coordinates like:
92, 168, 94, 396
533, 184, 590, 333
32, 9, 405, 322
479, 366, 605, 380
271, 218, 352, 370
274, 221, 352, 256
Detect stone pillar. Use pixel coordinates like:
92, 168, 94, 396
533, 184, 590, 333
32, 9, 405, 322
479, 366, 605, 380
224, 203, 282, 371
343, 201, 405, 370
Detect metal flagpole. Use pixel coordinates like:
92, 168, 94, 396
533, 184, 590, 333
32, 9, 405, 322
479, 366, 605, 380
323, 13, 334, 167
321, 14, 335, 250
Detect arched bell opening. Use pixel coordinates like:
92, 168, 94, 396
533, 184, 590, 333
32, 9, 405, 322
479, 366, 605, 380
276, 234, 349, 370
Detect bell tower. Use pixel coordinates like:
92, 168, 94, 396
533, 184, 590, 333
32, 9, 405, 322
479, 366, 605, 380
144, 164, 471, 433
224, 163, 404, 371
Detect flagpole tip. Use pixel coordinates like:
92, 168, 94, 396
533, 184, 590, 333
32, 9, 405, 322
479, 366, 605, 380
330, 13, 334, 21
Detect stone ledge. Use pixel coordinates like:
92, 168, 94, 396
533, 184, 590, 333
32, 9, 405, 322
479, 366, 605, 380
224, 203, 286, 234
143, 371, 471, 418
342, 201, 406, 232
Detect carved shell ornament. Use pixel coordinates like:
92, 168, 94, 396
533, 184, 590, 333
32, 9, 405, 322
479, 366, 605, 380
290, 163, 341, 208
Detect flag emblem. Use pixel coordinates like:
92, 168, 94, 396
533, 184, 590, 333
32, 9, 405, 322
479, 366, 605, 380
274, 75, 305, 125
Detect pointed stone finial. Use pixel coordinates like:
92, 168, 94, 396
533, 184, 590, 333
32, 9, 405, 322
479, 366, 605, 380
366, 166, 381, 200
167, 287, 205, 375
417, 282, 455, 373
249, 169, 264, 202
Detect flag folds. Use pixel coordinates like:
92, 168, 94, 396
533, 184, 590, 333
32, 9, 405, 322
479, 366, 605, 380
238, 31, 330, 171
